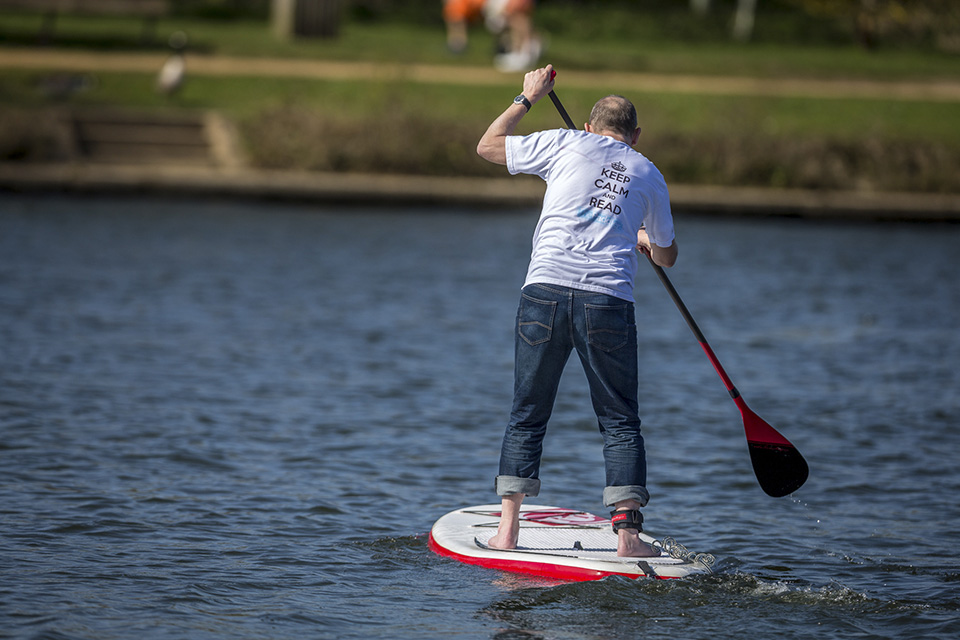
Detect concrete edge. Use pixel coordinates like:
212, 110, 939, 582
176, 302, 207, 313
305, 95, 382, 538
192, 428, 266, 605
2, 162, 959, 222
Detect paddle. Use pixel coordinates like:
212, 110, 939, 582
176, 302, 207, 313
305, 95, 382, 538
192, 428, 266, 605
546, 81, 808, 497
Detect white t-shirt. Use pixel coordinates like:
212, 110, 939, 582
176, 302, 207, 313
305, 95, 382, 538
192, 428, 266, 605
506, 128, 675, 302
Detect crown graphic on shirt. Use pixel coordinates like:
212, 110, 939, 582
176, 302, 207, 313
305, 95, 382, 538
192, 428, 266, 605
611, 161, 627, 172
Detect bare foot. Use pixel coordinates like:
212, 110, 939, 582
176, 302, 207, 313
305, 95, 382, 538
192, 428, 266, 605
617, 530, 660, 557
487, 493, 524, 550
486, 529, 518, 550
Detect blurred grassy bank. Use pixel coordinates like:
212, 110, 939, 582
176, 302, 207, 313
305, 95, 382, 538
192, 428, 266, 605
2, 1, 959, 194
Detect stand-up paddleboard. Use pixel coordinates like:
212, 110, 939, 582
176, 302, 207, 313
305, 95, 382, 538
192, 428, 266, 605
429, 504, 714, 581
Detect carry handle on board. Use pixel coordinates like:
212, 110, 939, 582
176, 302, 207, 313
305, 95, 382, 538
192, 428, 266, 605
546, 73, 808, 497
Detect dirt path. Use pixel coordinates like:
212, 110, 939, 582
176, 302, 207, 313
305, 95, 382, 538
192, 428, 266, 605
2, 46, 959, 102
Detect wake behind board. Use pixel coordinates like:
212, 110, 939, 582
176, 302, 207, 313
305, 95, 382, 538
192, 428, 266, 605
429, 504, 713, 581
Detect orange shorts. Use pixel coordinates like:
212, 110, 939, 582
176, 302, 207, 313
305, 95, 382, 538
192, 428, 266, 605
444, 0, 486, 23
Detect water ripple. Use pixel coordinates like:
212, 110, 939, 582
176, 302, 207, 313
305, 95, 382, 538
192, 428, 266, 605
2, 197, 959, 639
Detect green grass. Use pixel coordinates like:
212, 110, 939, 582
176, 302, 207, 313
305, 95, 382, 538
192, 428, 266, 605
4, 68, 958, 146
2, 4, 959, 191
2, 5, 959, 80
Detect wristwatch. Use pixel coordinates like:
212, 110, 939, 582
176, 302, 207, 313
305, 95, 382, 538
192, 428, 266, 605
513, 94, 532, 112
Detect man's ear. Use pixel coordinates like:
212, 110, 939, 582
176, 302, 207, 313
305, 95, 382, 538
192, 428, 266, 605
630, 127, 641, 145
584, 123, 593, 133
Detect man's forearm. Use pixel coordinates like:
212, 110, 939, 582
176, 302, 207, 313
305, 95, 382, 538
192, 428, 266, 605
651, 241, 678, 268
477, 103, 528, 166
477, 65, 555, 166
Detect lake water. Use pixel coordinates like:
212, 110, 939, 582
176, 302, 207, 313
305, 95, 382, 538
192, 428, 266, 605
1, 194, 958, 639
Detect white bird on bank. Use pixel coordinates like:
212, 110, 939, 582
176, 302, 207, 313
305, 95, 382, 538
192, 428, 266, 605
156, 31, 188, 96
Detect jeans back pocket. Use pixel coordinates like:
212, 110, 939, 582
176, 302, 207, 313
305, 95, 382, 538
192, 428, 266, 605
518, 294, 557, 346
585, 303, 633, 352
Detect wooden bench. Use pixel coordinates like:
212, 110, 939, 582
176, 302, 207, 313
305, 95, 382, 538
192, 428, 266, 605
0, 0, 171, 43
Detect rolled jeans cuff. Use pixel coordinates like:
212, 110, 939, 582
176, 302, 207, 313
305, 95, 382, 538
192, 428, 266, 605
495, 475, 541, 497
603, 485, 650, 508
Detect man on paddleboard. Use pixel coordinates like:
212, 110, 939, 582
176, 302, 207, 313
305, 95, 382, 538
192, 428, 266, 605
477, 64, 678, 557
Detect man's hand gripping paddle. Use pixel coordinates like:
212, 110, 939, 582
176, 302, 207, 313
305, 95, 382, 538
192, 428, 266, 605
546, 72, 808, 497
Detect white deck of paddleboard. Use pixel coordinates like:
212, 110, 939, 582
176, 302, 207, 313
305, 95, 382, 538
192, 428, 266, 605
430, 504, 712, 580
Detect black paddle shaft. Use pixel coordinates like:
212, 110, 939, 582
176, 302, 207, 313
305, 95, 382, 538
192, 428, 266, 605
647, 259, 740, 400
549, 91, 577, 129
549, 90, 576, 130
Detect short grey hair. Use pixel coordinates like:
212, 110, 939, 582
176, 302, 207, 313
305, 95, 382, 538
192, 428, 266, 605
588, 95, 638, 139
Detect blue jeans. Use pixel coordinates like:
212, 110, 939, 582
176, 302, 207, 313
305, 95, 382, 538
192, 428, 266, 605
496, 283, 650, 508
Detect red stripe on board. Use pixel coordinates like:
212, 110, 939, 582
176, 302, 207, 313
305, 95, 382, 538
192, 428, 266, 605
428, 531, 674, 582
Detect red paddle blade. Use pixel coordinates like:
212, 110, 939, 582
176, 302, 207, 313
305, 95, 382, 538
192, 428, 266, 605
740, 403, 809, 497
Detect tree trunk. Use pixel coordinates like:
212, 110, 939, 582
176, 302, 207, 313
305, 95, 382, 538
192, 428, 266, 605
732, 0, 757, 41
855, 0, 878, 49
273, 0, 341, 39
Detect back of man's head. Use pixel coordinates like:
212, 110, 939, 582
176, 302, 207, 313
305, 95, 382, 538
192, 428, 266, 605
588, 95, 637, 139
